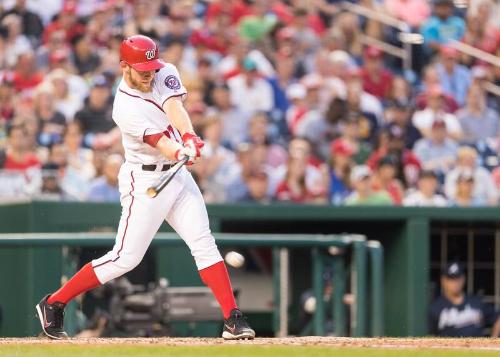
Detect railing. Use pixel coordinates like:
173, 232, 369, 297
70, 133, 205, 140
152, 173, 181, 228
0, 232, 384, 337
449, 40, 500, 97
340, 1, 422, 71
341, 1, 500, 98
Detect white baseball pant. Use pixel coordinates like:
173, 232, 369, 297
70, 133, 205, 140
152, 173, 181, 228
92, 162, 223, 283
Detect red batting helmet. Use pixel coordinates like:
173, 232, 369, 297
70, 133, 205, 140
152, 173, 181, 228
120, 35, 165, 71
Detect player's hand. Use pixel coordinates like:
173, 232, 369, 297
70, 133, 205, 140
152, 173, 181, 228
175, 145, 198, 165
182, 133, 204, 159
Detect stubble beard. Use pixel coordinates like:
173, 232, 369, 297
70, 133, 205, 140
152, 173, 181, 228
130, 76, 154, 93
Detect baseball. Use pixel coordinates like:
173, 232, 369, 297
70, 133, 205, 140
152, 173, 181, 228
225, 251, 245, 268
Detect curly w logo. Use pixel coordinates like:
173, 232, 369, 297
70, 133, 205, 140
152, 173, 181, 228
145, 49, 156, 60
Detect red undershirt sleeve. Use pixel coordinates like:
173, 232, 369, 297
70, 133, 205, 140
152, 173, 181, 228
143, 132, 164, 147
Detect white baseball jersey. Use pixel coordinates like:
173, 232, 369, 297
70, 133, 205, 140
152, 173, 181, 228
92, 63, 223, 284
113, 64, 187, 165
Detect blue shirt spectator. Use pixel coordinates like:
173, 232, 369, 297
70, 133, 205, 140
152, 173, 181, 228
87, 177, 120, 202
86, 154, 122, 203
436, 51, 471, 107
421, 0, 465, 52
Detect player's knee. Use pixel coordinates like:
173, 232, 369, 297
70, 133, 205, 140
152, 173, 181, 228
115, 253, 143, 273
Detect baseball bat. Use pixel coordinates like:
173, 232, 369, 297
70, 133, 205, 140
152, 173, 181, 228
146, 156, 189, 198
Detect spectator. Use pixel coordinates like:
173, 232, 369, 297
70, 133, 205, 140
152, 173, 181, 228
87, 154, 122, 202
456, 84, 500, 145
359, 46, 394, 100
241, 169, 270, 204
1, 13, 32, 68
344, 165, 393, 206
336, 113, 372, 165
331, 12, 363, 60
420, 0, 466, 54
412, 85, 462, 140
209, 82, 249, 149
42, 142, 68, 192
387, 76, 413, 108
345, 72, 383, 125
63, 121, 95, 185
246, 112, 287, 168
371, 155, 405, 205
0, 80, 16, 123
193, 115, 237, 203
444, 147, 497, 205
328, 139, 354, 205
238, 1, 277, 43
450, 169, 486, 206
385, 0, 431, 28
1, 0, 44, 44
296, 96, 344, 160
45, 69, 84, 122
74, 75, 114, 144
367, 126, 422, 188
227, 57, 274, 114
70, 34, 101, 76
2, 122, 40, 172
462, 3, 498, 59
225, 143, 261, 203
436, 46, 472, 107
285, 83, 308, 136
413, 118, 459, 177
384, 100, 421, 150
33, 84, 66, 147
416, 65, 459, 113
275, 149, 324, 204
428, 262, 500, 337
42, 1, 85, 45
11, 50, 43, 93
403, 170, 448, 206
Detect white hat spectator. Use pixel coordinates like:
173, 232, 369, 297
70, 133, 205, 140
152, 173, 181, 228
350, 165, 372, 182
286, 83, 307, 101
329, 50, 352, 66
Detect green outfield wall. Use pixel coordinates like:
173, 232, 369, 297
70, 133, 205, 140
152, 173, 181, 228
0, 201, 498, 337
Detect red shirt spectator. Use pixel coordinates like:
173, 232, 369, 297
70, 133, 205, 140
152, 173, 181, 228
205, 0, 252, 25
4, 152, 40, 171
12, 53, 43, 93
275, 180, 314, 203
42, 2, 85, 45
360, 47, 394, 99
3, 124, 40, 172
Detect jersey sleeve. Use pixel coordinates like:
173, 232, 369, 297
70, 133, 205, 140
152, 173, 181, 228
155, 64, 187, 106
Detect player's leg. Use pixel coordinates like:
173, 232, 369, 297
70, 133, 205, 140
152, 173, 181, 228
36, 169, 181, 339
166, 172, 255, 339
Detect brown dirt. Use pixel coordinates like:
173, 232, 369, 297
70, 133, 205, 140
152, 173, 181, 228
0, 337, 499, 350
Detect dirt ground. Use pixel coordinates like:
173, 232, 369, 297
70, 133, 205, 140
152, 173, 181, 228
0, 337, 499, 351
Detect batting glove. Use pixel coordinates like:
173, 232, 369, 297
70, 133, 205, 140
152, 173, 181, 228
182, 133, 204, 159
175, 145, 199, 165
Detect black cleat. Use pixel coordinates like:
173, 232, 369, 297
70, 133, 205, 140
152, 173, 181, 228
35, 295, 68, 339
222, 308, 255, 340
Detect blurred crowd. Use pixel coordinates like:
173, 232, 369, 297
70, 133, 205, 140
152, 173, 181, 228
0, 0, 498, 206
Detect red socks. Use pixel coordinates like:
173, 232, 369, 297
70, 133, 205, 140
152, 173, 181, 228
47, 260, 237, 319
47, 263, 101, 305
199, 261, 238, 319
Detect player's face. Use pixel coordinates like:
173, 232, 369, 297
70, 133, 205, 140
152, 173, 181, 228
441, 276, 465, 297
125, 65, 155, 92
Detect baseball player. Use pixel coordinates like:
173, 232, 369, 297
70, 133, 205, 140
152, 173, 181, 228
35, 35, 255, 340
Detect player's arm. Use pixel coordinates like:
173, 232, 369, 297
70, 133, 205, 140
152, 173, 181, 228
162, 96, 194, 137
154, 135, 184, 161
146, 133, 197, 164
163, 97, 204, 162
